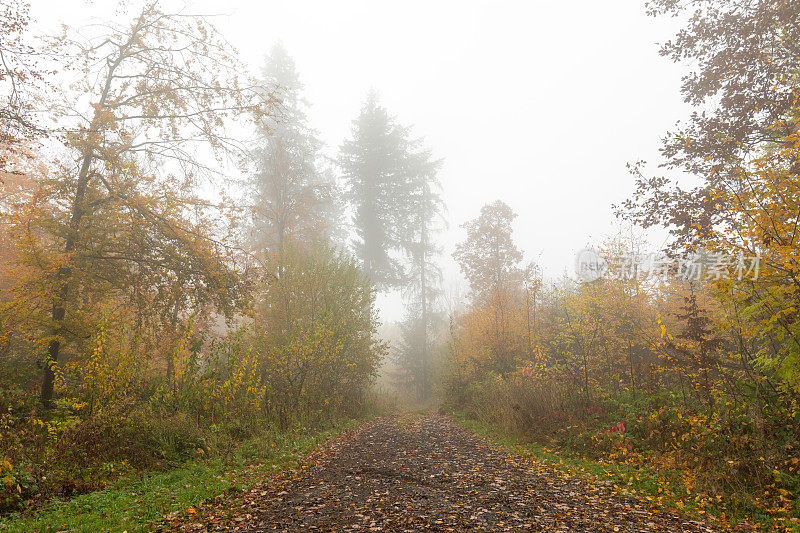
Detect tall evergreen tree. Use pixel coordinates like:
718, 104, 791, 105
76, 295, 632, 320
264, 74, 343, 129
340, 92, 445, 399
393, 149, 445, 400
248, 43, 339, 256
338, 91, 412, 288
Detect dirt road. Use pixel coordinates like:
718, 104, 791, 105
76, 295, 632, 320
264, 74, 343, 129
159, 413, 726, 532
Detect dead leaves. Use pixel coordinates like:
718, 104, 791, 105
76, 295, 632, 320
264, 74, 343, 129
157, 415, 727, 532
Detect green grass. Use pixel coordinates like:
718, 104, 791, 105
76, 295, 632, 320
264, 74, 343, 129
0, 420, 360, 533
396, 409, 427, 430
450, 411, 771, 531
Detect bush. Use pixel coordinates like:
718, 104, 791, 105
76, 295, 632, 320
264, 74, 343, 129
250, 243, 385, 429
0, 460, 36, 513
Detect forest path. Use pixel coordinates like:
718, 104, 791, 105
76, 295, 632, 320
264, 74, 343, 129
159, 413, 724, 532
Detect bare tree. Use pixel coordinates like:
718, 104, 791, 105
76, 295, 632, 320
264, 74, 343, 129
0, 0, 46, 175
39, 2, 273, 407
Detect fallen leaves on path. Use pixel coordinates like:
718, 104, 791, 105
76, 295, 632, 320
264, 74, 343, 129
157, 414, 740, 532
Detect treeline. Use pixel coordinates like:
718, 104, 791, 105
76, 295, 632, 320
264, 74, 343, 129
443, 1, 800, 529
0, 1, 442, 510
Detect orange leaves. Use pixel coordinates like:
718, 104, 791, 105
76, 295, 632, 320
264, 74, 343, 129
705, 104, 800, 391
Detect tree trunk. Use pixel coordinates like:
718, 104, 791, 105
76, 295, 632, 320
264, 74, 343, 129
40, 150, 95, 407
39, 35, 128, 406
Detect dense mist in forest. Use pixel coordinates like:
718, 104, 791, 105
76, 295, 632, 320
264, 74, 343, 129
2, 1, 800, 531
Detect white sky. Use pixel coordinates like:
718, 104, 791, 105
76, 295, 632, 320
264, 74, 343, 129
30, 0, 691, 322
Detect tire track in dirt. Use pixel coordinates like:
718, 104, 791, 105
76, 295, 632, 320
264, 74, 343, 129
159, 413, 733, 532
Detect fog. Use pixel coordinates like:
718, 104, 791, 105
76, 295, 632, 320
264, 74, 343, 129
5, 3, 800, 528
31, 0, 689, 321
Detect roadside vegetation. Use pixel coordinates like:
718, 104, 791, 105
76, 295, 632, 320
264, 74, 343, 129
0, 420, 360, 532
442, 2, 800, 530
0, 2, 407, 525
3, 1, 800, 531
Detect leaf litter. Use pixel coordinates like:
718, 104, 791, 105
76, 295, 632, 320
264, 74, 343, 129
157, 414, 737, 532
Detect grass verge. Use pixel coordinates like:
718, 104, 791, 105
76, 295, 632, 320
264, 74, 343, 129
450, 411, 771, 532
0, 419, 361, 533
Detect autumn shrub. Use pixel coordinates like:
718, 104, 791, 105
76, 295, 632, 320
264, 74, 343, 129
447, 370, 578, 439
0, 2, 399, 519
443, 256, 800, 528
0, 382, 37, 461
249, 243, 385, 429
0, 459, 36, 513
63, 406, 205, 466
52, 319, 140, 419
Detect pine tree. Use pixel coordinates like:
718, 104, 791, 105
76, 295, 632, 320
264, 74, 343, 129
248, 43, 340, 256
338, 91, 412, 288
669, 283, 724, 408
393, 149, 445, 400
340, 93, 445, 398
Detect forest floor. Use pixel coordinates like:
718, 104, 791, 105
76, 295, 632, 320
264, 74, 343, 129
158, 413, 730, 532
